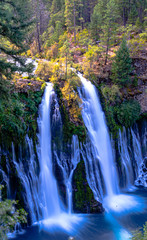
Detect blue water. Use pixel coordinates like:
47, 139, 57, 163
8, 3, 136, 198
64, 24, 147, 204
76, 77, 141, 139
10, 189, 147, 240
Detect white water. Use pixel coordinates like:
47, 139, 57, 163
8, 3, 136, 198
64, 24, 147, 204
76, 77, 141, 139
78, 73, 119, 200
118, 127, 134, 188
77, 73, 146, 217
12, 137, 40, 223
54, 135, 80, 214
37, 83, 61, 219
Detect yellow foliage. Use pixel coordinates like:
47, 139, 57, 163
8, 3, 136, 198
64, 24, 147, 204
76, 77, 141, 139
61, 80, 81, 122
46, 43, 58, 60
35, 61, 54, 81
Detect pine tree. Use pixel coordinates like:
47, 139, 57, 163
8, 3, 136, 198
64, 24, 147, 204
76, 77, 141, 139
0, 0, 33, 80
90, 0, 107, 40
64, 0, 83, 43
102, 0, 119, 65
111, 38, 132, 86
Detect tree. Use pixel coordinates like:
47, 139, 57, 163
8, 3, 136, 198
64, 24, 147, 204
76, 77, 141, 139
0, 0, 33, 81
65, 0, 83, 43
90, 0, 107, 40
111, 38, 132, 86
60, 40, 70, 79
31, 0, 50, 53
102, 0, 119, 65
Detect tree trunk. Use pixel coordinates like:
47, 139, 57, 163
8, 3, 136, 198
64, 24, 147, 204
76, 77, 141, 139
105, 27, 110, 65
66, 53, 67, 80
73, 1, 76, 43
36, 22, 41, 53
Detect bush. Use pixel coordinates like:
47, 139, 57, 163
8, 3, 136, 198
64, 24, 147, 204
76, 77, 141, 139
0, 185, 27, 240
131, 222, 147, 240
116, 100, 141, 128
101, 84, 121, 104
35, 61, 54, 81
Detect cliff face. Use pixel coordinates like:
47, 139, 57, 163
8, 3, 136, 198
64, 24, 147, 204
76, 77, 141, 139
132, 56, 147, 113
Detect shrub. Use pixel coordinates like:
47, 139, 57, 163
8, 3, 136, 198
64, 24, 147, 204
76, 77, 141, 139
116, 100, 141, 128
0, 185, 27, 240
131, 222, 147, 240
101, 84, 121, 104
35, 61, 54, 81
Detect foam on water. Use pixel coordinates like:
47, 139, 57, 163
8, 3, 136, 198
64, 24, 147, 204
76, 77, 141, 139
103, 194, 145, 214
39, 213, 84, 234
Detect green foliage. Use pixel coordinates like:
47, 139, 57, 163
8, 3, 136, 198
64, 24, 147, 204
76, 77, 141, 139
101, 84, 121, 104
0, 0, 33, 78
103, 103, 120, 137
131, 222, 147, 240
0, 185, 27, 240
128, 33, 147, 56
90, 0, 107, 40
76, 29, 92, 48
111, 38, 132, 86
116, 100, 141, 128
0, 87, 44, 144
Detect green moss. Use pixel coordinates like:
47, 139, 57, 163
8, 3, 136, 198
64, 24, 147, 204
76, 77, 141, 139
73, 160, 94, 211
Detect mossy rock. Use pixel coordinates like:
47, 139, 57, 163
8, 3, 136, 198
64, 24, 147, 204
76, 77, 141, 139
73, 160, 104, 213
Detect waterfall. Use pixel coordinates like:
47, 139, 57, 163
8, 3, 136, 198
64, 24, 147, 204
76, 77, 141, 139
12, 137, 40, 223
118, 127, 134, 188
131, 127, 146, 187
118, 126, 146, 188
54, 135, 80, 214
81, 139, 104, 202
78, 73, 119, 201
37, 82, 61, 219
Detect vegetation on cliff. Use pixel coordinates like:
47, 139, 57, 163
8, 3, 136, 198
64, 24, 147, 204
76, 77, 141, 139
0, 185, 27, 240
0, 0, 147, 236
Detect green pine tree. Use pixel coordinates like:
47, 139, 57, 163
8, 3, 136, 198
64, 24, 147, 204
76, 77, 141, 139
90, 0, 107, 40
0, 0, 33, 81
111, 38, 132, 86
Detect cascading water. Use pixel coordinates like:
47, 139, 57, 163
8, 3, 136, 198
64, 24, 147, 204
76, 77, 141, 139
77, 73, 145, 216
36, 82, 83, 233
37, 82, 62, 219
54, 135, 80, 214
78, 73, 119, 200
117, 126, 147, 188
12, 137, 40, 223
131, 127, 147, 187
118, 127, 134, 189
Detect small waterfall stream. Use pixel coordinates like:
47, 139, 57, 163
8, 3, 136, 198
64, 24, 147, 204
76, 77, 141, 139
118, 127, 134, 189
54, 135, 80, 214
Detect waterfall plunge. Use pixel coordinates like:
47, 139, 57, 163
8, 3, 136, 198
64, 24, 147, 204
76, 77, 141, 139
78, 73, 119, 200
37, 83, 61, 219
37, 83, 83, 233
78, 73, 144, 213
